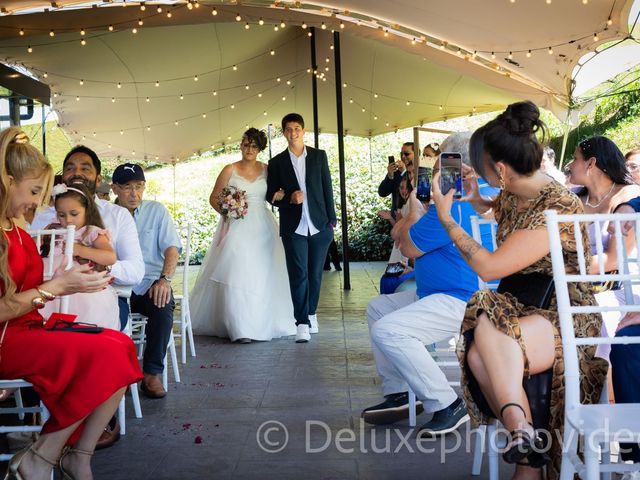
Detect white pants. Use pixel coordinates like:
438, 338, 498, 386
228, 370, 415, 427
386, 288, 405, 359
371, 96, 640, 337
367, 289, 466, 413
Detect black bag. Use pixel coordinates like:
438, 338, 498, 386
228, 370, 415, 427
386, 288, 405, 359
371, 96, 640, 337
497, 272, 555, 309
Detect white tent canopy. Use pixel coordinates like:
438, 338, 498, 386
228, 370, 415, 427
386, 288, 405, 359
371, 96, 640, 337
0, 0, 637, 162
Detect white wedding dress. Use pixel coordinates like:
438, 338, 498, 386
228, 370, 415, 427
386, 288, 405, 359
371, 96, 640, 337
190, 167, 297, 341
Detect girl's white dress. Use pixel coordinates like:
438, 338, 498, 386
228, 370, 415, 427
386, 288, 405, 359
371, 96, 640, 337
190, 167, 296, 341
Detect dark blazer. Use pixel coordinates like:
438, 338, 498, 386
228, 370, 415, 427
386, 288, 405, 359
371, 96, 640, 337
378, 170, 405, 219
266, 146, 337, 238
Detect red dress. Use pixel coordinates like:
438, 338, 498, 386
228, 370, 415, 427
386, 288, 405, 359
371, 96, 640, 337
0, 226, 142, 441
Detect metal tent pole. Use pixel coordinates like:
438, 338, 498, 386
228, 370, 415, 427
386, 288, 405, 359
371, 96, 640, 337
310, 27, 320, 148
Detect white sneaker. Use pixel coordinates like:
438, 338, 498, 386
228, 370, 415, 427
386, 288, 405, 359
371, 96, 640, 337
309, 314, 319, 334
295, 324, 311, 343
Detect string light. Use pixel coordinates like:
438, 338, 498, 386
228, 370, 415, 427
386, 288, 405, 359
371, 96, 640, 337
202, 113, 207, 118
270, 50, 275, 55
155, 80, 160, 87
548, 46, 553, 54
607, 17, 613, 25
235, 13, 241, 21
593, 33, 599, 41
245, 84, 250, 90
282, 96, 287, 101
307, 32, 312, 37
187, 1, 193, 9
156, 6, 162, 13
491, 51, 495, 59
132, 27, 138, 34
174, 120, 179, 125
259, 18, 265, 26
180, 94, 184, 100
80, 28, 85, 36
212, 7, 217, 16
411, 38, 416, 45
383, 30, 389, 37
508, 51, 513, 59
27, 46, 32, 53
108, 25, 114, 31
117, 82, 122, 88
233, 65, 238, 71
321, 22, 327, 30
230, 104, 235, 109
245, 23, 250, 30
111, 97, 116, 102
49, 30, 55, 37
274, 25, 279, 32
80, 39, 86, 46
75, 96, 80, 101
120, 130, 124, 135
526, 50, 532, 57
280, 21, 286, 28
194, 75, 198, 81
146, 126, 151, 131
145, 96, 150, 102
79, 79, 84, 85
405, 100, 411, 106
212, 91, 217, 96
167, 11, 172, 18
439, 105, 443, 110
19, 29, 24, 36
138, 19, 144, 26
43, 72, 48, 78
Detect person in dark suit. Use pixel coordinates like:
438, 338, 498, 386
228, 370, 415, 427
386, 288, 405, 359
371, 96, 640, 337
378, 142, 414, 219
266, 113, 336, 343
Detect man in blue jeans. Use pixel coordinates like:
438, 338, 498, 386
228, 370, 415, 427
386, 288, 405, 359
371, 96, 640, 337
112, 163, 182, 399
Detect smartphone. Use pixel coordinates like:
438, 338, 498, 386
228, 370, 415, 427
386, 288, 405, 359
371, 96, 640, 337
439, 152, 463, 198
388, 155, 395, 165
416, 166, 431, 202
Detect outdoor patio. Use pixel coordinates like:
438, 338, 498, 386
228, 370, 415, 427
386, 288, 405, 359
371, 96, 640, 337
84, 262, 512, 480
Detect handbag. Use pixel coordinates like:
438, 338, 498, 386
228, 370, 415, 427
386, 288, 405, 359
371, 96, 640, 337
497, 272, 555, 309
384, 262, 405, 277
44, 313, 103, 334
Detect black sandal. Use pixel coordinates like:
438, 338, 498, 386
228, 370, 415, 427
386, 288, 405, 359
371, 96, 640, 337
499, 403, 550, 468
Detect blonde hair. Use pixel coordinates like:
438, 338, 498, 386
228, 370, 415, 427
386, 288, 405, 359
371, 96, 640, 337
0, 127, 53, 298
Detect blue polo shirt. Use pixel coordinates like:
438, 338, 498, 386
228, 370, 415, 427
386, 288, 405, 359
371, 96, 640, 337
408, 201, 493, 301
132, 200, 182, 296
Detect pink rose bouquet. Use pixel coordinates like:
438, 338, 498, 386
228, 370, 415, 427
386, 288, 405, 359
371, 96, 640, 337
218, 186, 248, 220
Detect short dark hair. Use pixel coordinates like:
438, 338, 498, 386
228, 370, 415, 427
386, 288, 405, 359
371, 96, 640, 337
281, 113, 305, 131
63, 145, 101, 175
579, 136, 632, 186
470, 100, 546, 178
242, 128, 268, 151
402, 142, 414, 149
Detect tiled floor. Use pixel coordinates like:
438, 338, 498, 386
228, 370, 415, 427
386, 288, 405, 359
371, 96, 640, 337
12, 262, 517, 479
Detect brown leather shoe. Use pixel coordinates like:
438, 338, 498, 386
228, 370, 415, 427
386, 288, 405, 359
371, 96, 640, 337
95, 417, 120, 450
140, 373, 166, 399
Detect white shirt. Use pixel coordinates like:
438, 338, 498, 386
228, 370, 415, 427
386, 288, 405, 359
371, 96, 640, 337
31, 198, 145, 287
288, 147, 319, 236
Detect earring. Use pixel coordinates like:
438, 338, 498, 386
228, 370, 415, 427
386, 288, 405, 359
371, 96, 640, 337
498, 173, 506, 190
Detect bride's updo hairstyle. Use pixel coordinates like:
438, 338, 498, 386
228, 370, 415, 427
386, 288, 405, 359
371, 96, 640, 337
470, 100, 547, 179
241, 128, 268, 152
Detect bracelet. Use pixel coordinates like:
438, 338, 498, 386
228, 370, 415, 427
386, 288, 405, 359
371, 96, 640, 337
31, 296, 46, 309
36, 287, 56, 301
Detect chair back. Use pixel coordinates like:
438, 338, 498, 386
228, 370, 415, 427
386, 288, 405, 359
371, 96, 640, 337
179, 224, 192, 300
28, 225, 76, 313
470, 216, 499, 290
545, 210, 640, 409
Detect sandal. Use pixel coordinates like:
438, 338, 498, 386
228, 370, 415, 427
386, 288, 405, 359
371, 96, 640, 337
59, 446, 94, 480
499, 403, 550, 468
5, 444, 57, 480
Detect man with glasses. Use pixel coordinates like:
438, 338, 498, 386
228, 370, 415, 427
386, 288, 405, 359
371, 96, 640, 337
378, 142, 414, 219
625, 148, 640, 184
112, 163, 182, 400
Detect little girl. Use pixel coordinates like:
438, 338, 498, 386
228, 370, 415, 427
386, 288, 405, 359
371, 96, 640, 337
41, 183, 120, 330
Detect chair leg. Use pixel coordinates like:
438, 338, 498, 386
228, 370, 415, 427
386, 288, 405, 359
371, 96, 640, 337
471, 424, 486, 476
162, 354, 168, 391
118, 396, 126, 436
15, 388, 24, 421
487, 422, 500, 480
186, 306, 196, 358
408, 388, 417, 427
180, 308, 187, 365
560, 422, 579, 480
584, 440, 600, 480
130, 383, 142, 419
169, 335, 180, 383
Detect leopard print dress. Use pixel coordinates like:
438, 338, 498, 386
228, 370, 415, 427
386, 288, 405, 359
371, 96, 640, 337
457, 181, 608, 479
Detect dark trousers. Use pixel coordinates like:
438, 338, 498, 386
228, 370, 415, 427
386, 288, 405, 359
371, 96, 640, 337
130, 287, 175, 375
324, 239, 341, 269
610, 324, 640, 462
118, 296, 129, 331
281, 228, 333, 326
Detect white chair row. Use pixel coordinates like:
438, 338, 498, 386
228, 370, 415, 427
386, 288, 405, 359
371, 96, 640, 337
174, 224, 196, 364
547, 210, 640, 480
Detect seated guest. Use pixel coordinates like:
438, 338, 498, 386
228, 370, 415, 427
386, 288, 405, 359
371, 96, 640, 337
625, 148, 640, 185
0, 126, 142, 479
362, 132, 492, 437
111, 163, 182, 399
432, 101, 607, 479
96, 179, 112, 201
540, 146, 565, 184
566, 136, 640, 359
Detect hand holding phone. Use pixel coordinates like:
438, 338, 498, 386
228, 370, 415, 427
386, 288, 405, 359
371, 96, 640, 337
439, 152, 463, 199
416, 167, 431, 202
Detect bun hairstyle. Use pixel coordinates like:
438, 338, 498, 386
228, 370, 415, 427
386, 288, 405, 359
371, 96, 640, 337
470, 100, 546, 178
0, 127, 53, 299
241, 128, 268, 152
54, 182, 106, 230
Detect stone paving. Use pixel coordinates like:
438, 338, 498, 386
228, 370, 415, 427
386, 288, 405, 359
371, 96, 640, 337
8, 262, 517, 479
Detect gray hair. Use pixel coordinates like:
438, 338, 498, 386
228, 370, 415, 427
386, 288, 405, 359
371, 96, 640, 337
440, 132, 472, 166
543, 146, 556, 162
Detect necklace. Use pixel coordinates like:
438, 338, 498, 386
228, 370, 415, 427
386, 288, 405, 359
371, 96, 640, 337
585, 182, 616, 208
1, 218, 14, 232
1, 218, 22, 245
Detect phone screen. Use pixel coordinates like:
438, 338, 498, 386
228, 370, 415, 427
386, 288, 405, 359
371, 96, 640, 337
439, 153, 463, 198
388, 155, 395, 165
416, 166, 431, 202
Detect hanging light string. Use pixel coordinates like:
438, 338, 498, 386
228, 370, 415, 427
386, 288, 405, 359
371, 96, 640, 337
52, 67, 308, 101
67, 70, 305, 138
20, 31, 306, 87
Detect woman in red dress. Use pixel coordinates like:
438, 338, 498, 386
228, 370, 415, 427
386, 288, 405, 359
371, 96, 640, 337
0, 127, 143, 480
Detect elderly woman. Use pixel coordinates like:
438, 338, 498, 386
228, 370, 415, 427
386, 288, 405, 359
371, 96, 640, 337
432, 101, 607, 480
0, 126, 142, 480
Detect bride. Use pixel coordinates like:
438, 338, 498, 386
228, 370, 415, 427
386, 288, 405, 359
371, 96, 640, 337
190, 128, 296, 342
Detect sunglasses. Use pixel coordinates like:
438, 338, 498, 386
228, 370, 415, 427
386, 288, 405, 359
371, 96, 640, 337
401, 151, 412, 157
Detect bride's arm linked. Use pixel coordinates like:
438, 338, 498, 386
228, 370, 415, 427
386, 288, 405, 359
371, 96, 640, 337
209, 165, 234, 215
266, 158, 296, 208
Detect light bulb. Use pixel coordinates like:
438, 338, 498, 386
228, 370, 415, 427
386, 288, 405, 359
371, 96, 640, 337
593, 33, 599, 41
19, 29, 24, 36
145, 97, 150, 102
212, 7, 217, 16
27, 46, 32, 53
80, 39, 86, 46
233, 65, 238, 71
132, 28, 138, 34
155, 80, 160, 87
108, 25, 114, 31
49, 30, 55, 37
526, 50, 532, 57
259, 18, 264, 25
235, 13, 241, 21
79, 79, 84, 85
80, 28, 85, 36
280, 21, 286, 28
270, 50, 275, 55
245, 23, 250, 30
548, 46, 553, 54
194, 75, 198, 81
180, 94, 184, 100
167, 11, 172, 18
230, 104, 235, 109
321, 22, 326, 30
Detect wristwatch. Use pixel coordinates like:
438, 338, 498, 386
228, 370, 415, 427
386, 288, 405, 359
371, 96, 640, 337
160, 274, 173, 283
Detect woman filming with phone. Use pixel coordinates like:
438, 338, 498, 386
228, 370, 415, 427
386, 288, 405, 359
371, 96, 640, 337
431, 101, 606, 480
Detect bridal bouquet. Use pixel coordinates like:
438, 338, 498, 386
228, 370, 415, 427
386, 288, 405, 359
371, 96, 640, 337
219, 186, 248, 220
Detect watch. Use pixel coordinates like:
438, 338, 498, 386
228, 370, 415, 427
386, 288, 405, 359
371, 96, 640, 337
160, 274, 173, 283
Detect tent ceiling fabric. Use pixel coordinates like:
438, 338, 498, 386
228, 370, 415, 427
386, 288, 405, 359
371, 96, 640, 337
0, 0, 635, 162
